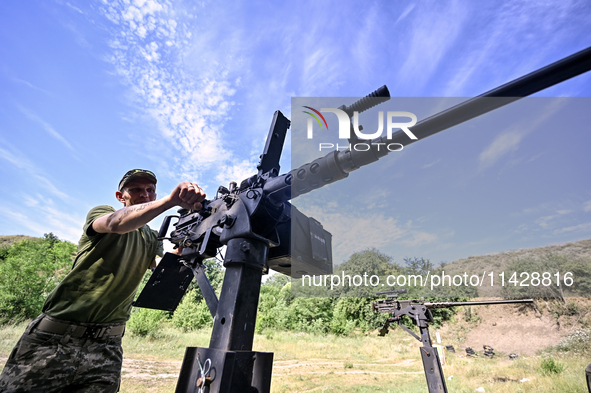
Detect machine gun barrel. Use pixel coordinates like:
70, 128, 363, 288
267, 45, 591, 203
371, 45, 591, 151
372, 298, 534, 314
424, 298, 534, 309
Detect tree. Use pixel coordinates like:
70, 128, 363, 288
0, 234, 76, 322
403, 257, 434, 276
332, 248, 393, 297
264, 272, 290, 289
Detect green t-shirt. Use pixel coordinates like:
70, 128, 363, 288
43, 205, 163, 323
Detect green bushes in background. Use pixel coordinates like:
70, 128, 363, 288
0, 234, 76, 322
171, 289, 213, 331
1, 237, 525, 337
127, 308, 167, 338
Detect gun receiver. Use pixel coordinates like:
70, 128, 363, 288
373, 294, 534, 393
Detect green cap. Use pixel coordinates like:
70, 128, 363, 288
118, 169, 157, 191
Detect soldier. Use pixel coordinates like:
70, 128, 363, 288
0, 169, 206, 392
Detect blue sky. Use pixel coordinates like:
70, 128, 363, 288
1, 0, 591, 266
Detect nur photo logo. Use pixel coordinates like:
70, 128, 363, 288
303, 106, 418, 151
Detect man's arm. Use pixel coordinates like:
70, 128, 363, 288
93, 199, 170, 235
92, 182, 205, 234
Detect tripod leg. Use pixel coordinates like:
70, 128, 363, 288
419, 346, 448, 393
418, 325, 448, 393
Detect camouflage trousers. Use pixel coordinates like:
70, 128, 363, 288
0, 314, 124, 393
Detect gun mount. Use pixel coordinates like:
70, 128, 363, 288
373, 292, 534, 393
133, 45, 591, 392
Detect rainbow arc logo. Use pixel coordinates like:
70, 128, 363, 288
302, 106, 328, 130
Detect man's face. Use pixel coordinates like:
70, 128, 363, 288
116, 178, 157, 207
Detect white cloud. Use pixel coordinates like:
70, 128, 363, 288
0, 143, 71, 201
351, 5, 381, 82
12, 77, 52, 95
584, 200, 591, 213
478, 130, 522, 169
535, 209, 572, 229
59, 1, 84, 14
395, 0, 468, 93
23, 195, 40, 207
395, 3, 415, 24
326, 212, 406, 264
423, 159, 441, 169
215, 159, 258, 188
298, 199, 440, 264
479, 98, 567, 169
0, 203, 82, 243
400, 231, 438, 247
554, 222, 591, 235
442, 0, 589, 96
17, 105, 76, 153
98, 0, 240, 186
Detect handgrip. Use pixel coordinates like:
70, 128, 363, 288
158, 215, 178, 239
341, 85, 390, 116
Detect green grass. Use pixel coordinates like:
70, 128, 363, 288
1, 322, 589, 392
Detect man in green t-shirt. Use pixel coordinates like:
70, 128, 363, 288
0, 169, 206, 392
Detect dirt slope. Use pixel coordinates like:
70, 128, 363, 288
436, 299, 588, 356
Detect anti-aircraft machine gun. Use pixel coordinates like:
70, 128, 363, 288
133, 45, 591, 392
373, 290, 533, 393
133, 89, 391, 392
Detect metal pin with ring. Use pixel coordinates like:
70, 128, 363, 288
196, 355, 211, 393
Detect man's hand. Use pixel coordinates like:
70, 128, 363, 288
168, 182, 206, 210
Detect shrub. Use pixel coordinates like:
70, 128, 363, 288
546, 329, 591, 355
255, 285, 281, 333
540, 357, 565, 375
330, 297, 385, 335
172, 290, 213, 331
282, 297, 334, 333
127, 308, 166, 338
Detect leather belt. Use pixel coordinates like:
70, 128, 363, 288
36, 317, 125, 339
